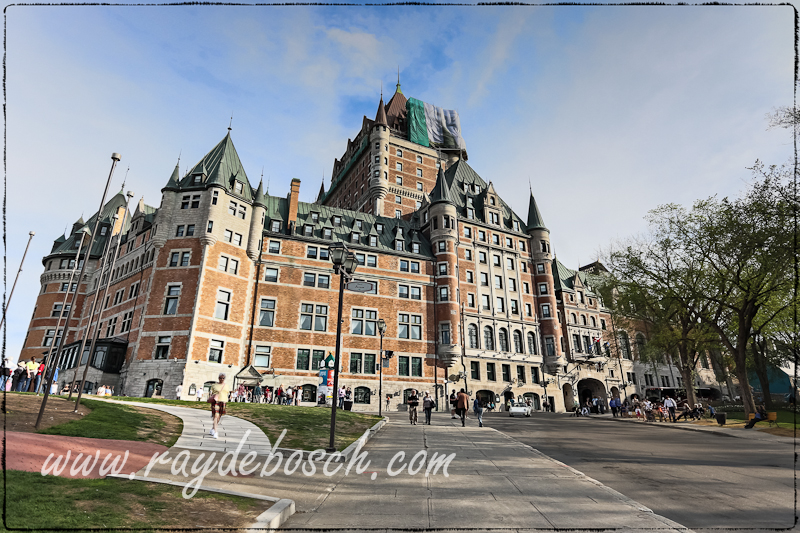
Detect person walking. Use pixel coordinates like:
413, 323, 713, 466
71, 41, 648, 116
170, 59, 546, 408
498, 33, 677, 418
664, 395, 677, 423
0, 358, 10, 391
422, 391, 434, 425
254, 384, 262, 404
175, 383, 183, 400
195, 386, 203, 401
338, 386, 346, 409
473, 396, 484, 427
385, 394, 391, 411
407, 389, 419, 425
449, 391, 457, 419
34, 360, 45, 393
208, 373, 229, 439
456, 389, 470, 426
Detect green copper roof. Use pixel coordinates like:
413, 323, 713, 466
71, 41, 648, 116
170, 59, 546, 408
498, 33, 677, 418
552, 258, 597, 297
163, 162, 181, 192
429, 166, 455, 206
182, 132, 253, 201
443, 159, 527, 233
253, 180, 267, 208
47, 191, 131, 261
526, 192, 547, 231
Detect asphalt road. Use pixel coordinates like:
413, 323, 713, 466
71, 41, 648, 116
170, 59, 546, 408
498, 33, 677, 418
483, 412, 795, 530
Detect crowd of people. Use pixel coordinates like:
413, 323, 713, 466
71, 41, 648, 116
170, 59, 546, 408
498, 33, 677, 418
573, 394, 716, 423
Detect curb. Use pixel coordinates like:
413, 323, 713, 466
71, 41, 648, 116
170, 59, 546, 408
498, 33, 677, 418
486, 427, 694, 532
107, 474, 281, 501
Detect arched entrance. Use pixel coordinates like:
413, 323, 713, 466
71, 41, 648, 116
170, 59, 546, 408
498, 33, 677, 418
610, 386, 620, 400
577, 378, 607, 413
503, 390, 514, 410
523, 392, 541, 410
562, 383, 575, 410
144, 378, 163, 398
476, 389, 495, 407
301, 384, 317, 402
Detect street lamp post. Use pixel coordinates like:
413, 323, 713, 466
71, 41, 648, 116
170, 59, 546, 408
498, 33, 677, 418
378, 318, 386, 417
326, 242, 357, 453
0, 231, 34, 332
542, 377, 554, 412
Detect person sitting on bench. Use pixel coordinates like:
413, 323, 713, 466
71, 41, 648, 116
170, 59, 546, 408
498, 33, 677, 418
745, 405, 769, 428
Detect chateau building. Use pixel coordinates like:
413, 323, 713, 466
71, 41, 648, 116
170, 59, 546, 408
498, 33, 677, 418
21, 84, 720, 411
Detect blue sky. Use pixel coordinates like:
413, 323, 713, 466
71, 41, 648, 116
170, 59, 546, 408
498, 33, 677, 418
4, 5, 793, 361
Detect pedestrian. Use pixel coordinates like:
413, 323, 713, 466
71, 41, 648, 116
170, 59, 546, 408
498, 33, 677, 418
196, 386, 203, 402
176, 383, 183, 400
295, 386, 301, 406
208, 372, 229, 439
609, 397, 617, 417
744, 405, 769, 428
254, 384, 262, 404
385, 394, 391, 411
10, 363, 23, 393
338, 386, 346, 409
34, 360, 45, 393
237, 384, 246, 403
0, 358, 10, 391
664, 395, 677, 422
422, 391, 434, 424
276, 386, 283, 404
449, 391, 457, 419
457, 388, 470, 427
107, 386, 113, 397
473, 396, 484, 427
407, 389, 419, 425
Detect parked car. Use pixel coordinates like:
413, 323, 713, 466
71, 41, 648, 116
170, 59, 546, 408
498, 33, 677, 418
508, 404, 532, 417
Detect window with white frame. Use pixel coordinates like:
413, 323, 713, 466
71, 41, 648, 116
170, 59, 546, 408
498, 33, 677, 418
155, 336, 171, 359
254, 346, 271, 367
121, 311, 133, 333
399, 313, 422, 339
163, 286, 180, 315
300, 304, 328, 331
351, 309, 377, 335
215, 290, 231, 320
467, 293, 475, 307
259, 299, 275, 326
209, 339, 224, 363
525, 303, 532, 317
496, 297, 505, 312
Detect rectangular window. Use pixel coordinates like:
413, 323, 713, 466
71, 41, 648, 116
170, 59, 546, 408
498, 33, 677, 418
496, 297, 504, 312
271, 220, 281, 232
439, 286, 448, 302
471, 361, 480, 380
367, 255, 377, 267
164, 286, 180, 315
207, 221, 214, 233
191, 195, 200, 208
517, 366, 526, 383
398, 313, 422, 339
224, 230, 233, 243
487, 362, 496, 381
155, 336, 171, 359
181, 195, 190, 209
258, 298, 275, 326
312, 350, 325, 371
268, 241, 280, 254
537, 263, 545, 274
438, 263, 447, 275
411, 261, 420, 273
467, 293, 475, 307
350, 352, 362, 374
215, 290, 231, 320
399, 356, 409, 376
265, 268, 278, 282
493, 255, 501, 267
300, 303, 328, 331
180, 252, 190, 267
186, 224, 195, 236
212, 191, 219, 205
525, 303, 532, 317
105, 316, 118, 337
233, 233, 242, 246
479, 252, 487, 264
208, 340, 226, 363
508, 279, 517, 292
121, 311, 133, 333
494, 275, 503, 289
440, 323, 451, 344
506, 237, 513, 248
254, 346, 271, 367
304, 273, 316, 287
541, 304, 551, 318
481, 295, 490, 310
228, 201, 238, 217
399, 285, 409, 299
545, 337, 555, 356
363, 352, 376, 375
410, 286, 421, 300
169, 252, 179, 267
502, 364, 511, 382
531, 367, 540, 384
411, 357, 422, 377
506, 258, 515, 270
296, 349, 310, 370
573, 334, 582, 353
510, 300, 518, 314
176, 226, 185, 237
493, 234, 500, 246
351, 309, 377, 335
396, 162, 402, 171
466, 271, 474, 283
400, 260, 409, 272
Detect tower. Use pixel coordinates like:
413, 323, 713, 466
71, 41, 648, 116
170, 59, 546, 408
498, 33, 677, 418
247, 180, 267, 260
428, 166, 460, 369
369, 94, 390, 216
526, 192, 564, 372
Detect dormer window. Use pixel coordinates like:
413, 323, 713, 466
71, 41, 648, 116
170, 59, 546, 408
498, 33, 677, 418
193, 175, 201, 185
100, 227, 107, 236
412, 242, 420, 254
351, 232, 360, 244
333, 216, 341, 227
323, 228, 332, 239
490, 212, 500, 225
304, 225, 314, 237
234, 182, 243, 194
369, 235, 378, 247
473, 184, 480, 194
490, 197, 496, 206
376, 223, 383, 233
467, 208, 474, 220
395, 240, 404, 251
396, 227, 404, 238
311, 212, 319, 223
270, 220, 281, 232
355, 220, 363, 230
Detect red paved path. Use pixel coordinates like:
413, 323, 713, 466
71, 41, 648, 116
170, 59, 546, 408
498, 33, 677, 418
2, 431, 167, 478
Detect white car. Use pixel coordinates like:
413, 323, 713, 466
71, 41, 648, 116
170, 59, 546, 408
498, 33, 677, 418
508, 404, 532, 417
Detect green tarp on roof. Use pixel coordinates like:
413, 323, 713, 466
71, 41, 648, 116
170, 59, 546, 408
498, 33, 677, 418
406, 98, 429, 147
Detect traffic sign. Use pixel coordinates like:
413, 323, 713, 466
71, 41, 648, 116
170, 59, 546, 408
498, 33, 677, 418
346, 281, 376, 293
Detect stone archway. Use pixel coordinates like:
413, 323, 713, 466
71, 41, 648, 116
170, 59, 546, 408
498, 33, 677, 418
610, 386, 620, 400
562, 383, 575, 411
577, 378, 608, 413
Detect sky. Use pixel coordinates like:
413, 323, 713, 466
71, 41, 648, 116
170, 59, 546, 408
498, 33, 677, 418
3, 4, 794, 362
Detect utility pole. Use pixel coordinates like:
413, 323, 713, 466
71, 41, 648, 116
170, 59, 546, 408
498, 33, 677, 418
0, 231, 34, 331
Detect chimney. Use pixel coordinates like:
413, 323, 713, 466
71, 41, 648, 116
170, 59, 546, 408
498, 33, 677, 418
288, 178, 301, 233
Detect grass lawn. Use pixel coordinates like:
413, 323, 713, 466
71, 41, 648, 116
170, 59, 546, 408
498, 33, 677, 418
109, 396, 382, 450
723, 410, 798, 436
2, 470, 269, 531
38, 398, 182, 447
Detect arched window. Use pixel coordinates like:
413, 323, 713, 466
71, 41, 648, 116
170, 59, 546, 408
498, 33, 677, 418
513, 330, 523, 353
619, 331, 632, 360
468, 324, 479, 349
591, 316, 597, 328
144, 378, 163, 398
354, 386, 371, 404
527, 332, 537, 355
635, 333, 646, 359
571, 313, 577, 324
581, 315, 587, 325
499, 328, 509, 352
484, 326, 495, 351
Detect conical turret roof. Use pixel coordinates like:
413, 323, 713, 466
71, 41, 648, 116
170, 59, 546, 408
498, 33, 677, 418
254, 179, 268, 208
163, 161, 181, 192
374, 95, 388, 127
429, 166, 455, 206
526, 192, 547, 231
182, 132, 252, 200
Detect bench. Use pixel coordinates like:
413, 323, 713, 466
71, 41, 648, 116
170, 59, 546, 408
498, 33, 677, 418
747, 412, 778, 427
